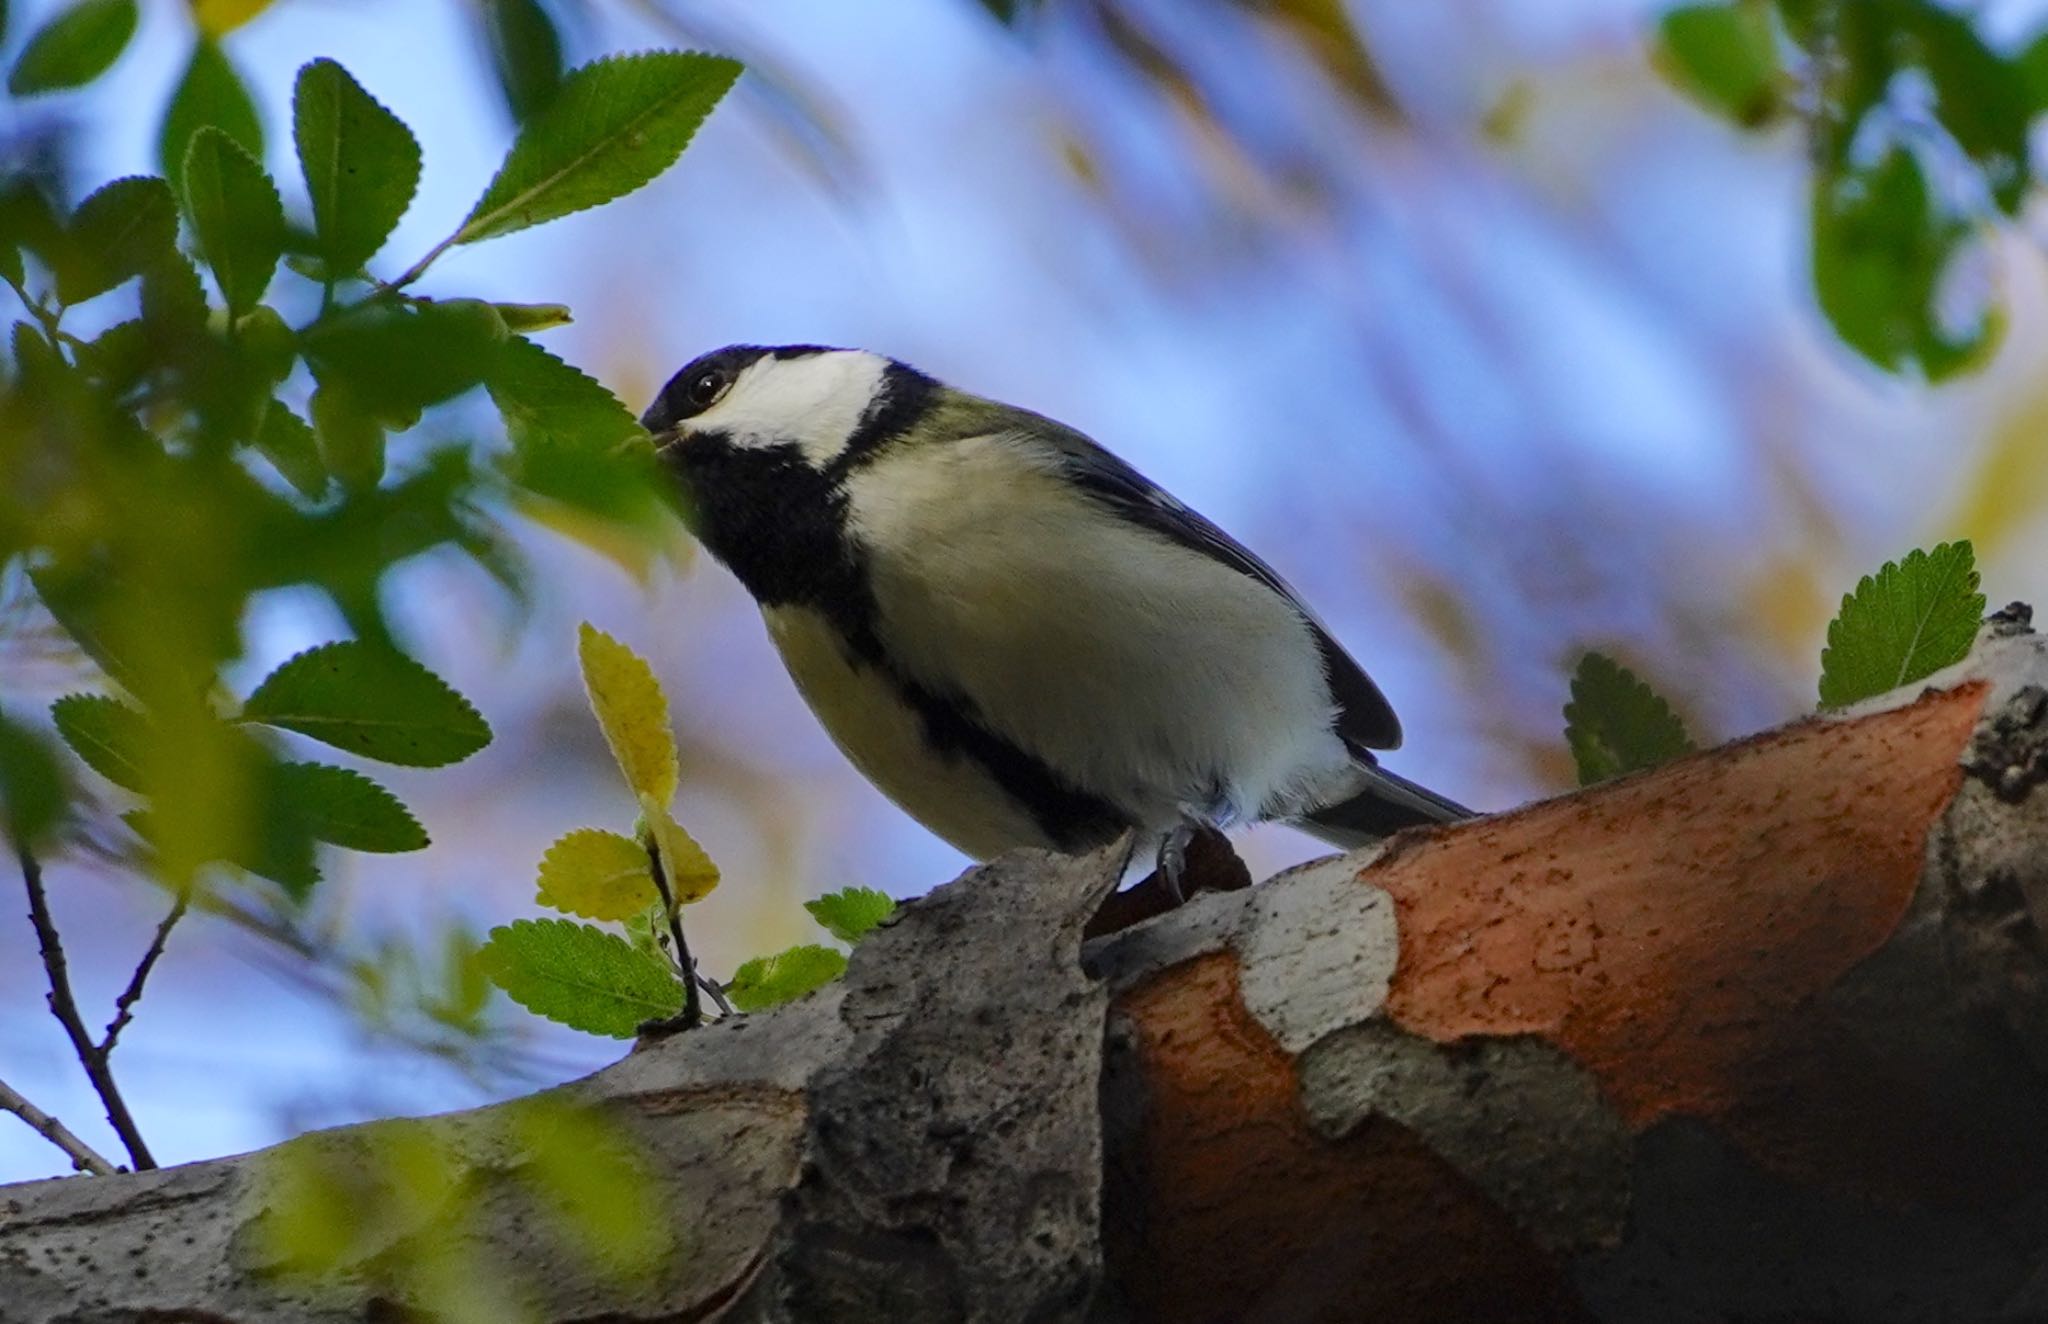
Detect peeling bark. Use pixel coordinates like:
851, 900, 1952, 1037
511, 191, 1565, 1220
7, 634, 2048, 1323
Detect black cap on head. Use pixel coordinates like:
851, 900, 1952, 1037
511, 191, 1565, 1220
641, 344, 841, 433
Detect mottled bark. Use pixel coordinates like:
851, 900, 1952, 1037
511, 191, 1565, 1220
6, 631, 2048, 1323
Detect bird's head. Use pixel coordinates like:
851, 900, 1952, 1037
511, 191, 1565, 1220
641, 344, 937, 475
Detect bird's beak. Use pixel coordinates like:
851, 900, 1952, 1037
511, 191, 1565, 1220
648, 425, 686, 453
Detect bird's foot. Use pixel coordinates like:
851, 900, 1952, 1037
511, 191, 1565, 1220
1156, 820, 1198, 905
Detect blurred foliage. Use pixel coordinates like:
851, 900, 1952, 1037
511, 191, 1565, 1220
249, 1092, 672, 1321
1656, 0, 2046, 379
0, 0, 739, 1182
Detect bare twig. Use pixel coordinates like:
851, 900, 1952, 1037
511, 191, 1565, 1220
17, 844, 157, 1170
99, 888, 189, 1055
0, 1075, 119, 1176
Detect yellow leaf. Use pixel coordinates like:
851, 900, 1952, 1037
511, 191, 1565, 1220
535, 828, 657, 921
640, 800, 719, 904
191, 0, 275, 37
576, 624, 678, 805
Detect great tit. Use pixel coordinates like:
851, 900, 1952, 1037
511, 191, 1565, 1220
642, 345, 1470, 892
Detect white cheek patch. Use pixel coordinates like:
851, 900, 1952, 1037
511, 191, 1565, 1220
693, 351, 891, 466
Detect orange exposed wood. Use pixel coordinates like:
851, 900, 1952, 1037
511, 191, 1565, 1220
1107, 952, 1590, 1323
1376, 682, 1989, 1195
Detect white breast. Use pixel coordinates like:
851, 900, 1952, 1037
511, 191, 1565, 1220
763, 604, 1060, 860
842, 434, 1357, 835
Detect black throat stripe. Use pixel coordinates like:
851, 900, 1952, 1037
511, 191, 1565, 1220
665, 429, 1127, 853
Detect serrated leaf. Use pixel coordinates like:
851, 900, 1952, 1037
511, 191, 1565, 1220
481, 0, 564, 123
1818, 541, 1986, 709
50, 692, 148, 792
1563, 653, 1695, 787
272, 761, 427, 852
804, 886, 896, 945
455, 51, 741, 246
254, 400, 327, 500
183, 127, 284, 316
480, 918, 684, 1037
576, 623, 677, 804
1657, 2, 1782, 128
160, 39, 264, 197
727, 944, 847, 1013
8, 0, 136, 95
641, 804, 717, 904
58, 175, 178, 305
241, 640, 492, 766
489, 336, 661, 524
293, 59, 422, 274
535, 827, 657, 920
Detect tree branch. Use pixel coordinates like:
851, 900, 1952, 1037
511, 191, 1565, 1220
99, 889, 187, 1056
0, 1076, 118, 1176
17, 845, 156, 1170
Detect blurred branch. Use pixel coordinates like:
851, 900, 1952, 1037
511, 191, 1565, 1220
0, 1076, 118, 1176
16, 844, 156, 1171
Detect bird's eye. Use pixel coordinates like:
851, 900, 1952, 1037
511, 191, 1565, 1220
686, 367, 729, 410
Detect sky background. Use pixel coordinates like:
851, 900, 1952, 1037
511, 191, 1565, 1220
6, 0, 2048, 1182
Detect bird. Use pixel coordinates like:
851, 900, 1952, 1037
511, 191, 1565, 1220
640, 345, 1470, 896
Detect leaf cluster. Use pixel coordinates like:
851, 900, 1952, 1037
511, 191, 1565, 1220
480, 624, 896, 1038
1656, 1, 2047, 379
1562, 539, 1988, 784
0, 36, 740, 908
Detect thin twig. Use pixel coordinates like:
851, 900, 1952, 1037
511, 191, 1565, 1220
100, 888, 189, 1055
386, 231, 461, 293
18, 844, 157, 1170
698, 969, 735, 1017
646, 847, 702, 1029
0, 1075, 119, 1175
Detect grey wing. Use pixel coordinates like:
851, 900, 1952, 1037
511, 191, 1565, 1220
1012, 416, 1404, 753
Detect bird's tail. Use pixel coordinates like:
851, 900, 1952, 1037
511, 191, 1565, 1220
1294, 763, 1473, 850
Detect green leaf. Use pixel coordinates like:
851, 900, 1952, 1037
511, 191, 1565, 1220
304, 299, 506, 425
307, 383, 385, 492
1657, 2, 1782, 127
489, 336, 662, 522
1896, 4, 2034, 215
1818, 541, 1986, 709
455, 51, 741, 246
726, 944, 847, 1013
0, 710, 65, 846
160, 38, 264, 198
804, 886, 896, 945
480, 918, 684, 1038
292, 59, 422, 274
255, 399, 328, 500
1811, 147, 1991, 380
1562, 653, 1696, 787
8, 0, 136, 95
271, 761, 428, 852
492, 301, 572, 332
56, 175, 178, 305
481, 0, 564, 123
50, 693, 148, 792
535, 827, 658, 921
2022, 31, 2048, 110
241, 641, 492, 767
182, 127, 285, 316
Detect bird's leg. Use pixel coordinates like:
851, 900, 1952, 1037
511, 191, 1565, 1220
1156, 818, 1198, 905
